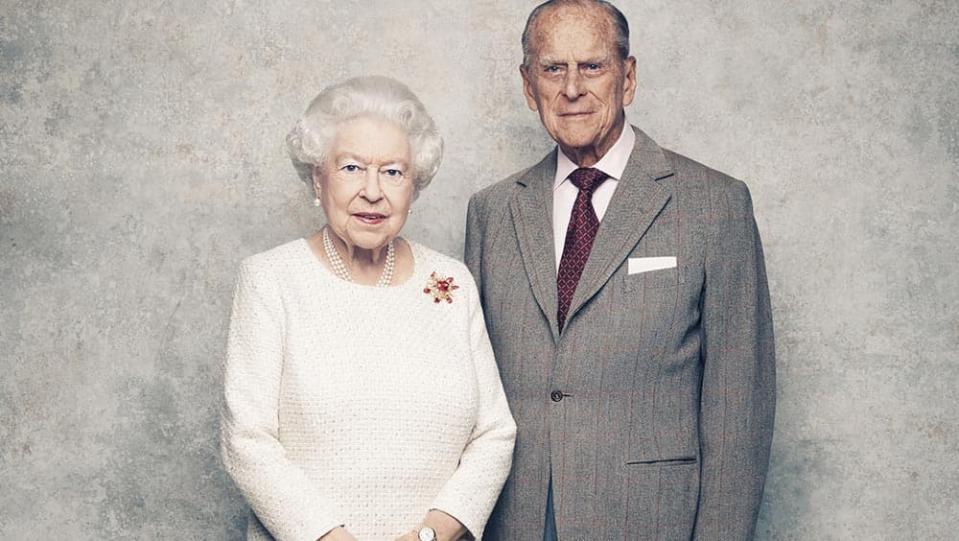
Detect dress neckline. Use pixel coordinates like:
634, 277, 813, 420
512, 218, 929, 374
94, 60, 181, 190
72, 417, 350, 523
299, 237, 422, 292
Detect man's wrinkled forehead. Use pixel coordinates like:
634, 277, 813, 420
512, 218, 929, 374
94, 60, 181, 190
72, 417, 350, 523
527, 4, 617, 59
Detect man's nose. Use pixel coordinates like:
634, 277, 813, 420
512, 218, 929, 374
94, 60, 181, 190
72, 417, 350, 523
562, 69, 584, 99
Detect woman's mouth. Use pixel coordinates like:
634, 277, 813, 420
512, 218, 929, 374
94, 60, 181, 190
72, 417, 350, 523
353, 212, 388, 225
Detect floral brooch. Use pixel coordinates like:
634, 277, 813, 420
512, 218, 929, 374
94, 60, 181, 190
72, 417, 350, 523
424, 272, 460, 304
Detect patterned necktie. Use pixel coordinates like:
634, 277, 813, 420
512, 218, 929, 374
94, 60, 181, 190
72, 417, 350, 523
556, 167, 608, 332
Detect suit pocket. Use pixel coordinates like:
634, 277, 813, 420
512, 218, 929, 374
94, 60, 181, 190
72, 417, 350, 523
626, 456, 697, 466
624, 456, 700, 539
624, 264, 684, 291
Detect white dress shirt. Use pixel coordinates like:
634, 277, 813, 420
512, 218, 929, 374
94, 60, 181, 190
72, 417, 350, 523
552, 124, 636, 268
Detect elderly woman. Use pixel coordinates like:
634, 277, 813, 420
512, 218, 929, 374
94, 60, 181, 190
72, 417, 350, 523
220, 76, 516, 541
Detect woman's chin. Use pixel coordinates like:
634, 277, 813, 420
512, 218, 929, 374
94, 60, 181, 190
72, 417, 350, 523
345, 231, 397, 252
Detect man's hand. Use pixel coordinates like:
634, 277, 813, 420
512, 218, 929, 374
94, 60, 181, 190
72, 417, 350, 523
318, 526, 358, 541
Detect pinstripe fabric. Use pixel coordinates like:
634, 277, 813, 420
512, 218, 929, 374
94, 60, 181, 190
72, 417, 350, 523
465, 126, 776, 540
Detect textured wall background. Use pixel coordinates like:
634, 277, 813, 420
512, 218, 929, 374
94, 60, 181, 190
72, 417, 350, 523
1, 0, 957, 539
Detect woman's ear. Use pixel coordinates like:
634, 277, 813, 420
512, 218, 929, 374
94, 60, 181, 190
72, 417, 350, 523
311, 166, 323, 197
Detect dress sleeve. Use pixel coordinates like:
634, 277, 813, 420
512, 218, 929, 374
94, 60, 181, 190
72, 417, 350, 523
430, 271, 517, 540
220, 259, 344, 541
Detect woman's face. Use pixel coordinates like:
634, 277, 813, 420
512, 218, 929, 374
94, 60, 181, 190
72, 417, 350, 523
314, 116, 415, 252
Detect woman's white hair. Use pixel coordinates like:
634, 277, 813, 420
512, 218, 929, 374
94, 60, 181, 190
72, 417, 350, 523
286, 75, 444, 194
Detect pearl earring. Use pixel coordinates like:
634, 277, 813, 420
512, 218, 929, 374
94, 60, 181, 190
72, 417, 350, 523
408, 208, 413, 215
313, 197, 321, 207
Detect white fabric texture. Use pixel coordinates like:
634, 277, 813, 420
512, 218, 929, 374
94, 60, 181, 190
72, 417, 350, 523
552, 123, 636, 268
220, 238, 516, 541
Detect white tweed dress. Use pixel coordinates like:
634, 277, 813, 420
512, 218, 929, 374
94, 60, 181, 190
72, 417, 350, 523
221, 238, 516, 541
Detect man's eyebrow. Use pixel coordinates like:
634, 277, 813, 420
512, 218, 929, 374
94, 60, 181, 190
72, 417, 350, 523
579, 55, 611, 64
536, 56, 562, 66
536, 55, 611, 66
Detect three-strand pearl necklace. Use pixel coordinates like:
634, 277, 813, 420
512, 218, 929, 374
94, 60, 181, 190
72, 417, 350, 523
322, 227, 395, 287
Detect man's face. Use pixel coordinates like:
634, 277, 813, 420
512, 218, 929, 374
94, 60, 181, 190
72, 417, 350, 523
521, 6, 637, 163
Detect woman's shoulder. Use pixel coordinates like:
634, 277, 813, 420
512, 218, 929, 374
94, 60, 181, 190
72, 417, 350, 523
237, 238, 311, 279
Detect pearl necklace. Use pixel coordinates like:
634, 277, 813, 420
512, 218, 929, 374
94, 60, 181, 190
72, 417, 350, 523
322, 227, 395, 287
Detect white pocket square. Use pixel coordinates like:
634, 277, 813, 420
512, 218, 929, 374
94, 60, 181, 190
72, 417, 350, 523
628, 256, 677, 275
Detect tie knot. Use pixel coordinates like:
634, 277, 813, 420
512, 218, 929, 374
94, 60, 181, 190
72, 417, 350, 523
568, 167, 607, 195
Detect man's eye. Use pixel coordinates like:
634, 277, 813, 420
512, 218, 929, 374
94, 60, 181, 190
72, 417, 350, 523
545, 65, 562, 73
585, 63, 601, 71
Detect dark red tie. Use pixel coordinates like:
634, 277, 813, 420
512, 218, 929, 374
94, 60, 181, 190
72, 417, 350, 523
557, 167, 607, 332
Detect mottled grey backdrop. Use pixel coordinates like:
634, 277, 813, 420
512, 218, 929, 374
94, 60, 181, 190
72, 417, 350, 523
1, 0, 956, 539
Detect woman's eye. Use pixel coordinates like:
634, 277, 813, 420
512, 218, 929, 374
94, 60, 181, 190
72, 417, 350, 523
384, 169, 403, 177
341, 164, 360, 172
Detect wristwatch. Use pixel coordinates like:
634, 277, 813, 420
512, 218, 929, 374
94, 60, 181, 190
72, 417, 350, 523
417, 526, 437, 541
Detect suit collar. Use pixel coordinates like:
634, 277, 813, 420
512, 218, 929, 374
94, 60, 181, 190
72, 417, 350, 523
514, 148, 555, 189
564, 126, 674, 329
511, 149, 561, 342
510, 126, 675, 339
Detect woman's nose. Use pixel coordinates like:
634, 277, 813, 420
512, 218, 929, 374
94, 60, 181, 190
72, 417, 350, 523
361, 168, 383, 201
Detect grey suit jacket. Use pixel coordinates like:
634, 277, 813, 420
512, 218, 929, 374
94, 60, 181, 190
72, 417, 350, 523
464, 126, 775, 540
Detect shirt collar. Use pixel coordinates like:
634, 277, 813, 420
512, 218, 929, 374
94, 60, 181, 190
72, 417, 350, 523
554, 123, 636, 189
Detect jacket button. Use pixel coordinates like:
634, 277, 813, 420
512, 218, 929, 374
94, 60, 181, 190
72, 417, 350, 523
550, 390, 564, 402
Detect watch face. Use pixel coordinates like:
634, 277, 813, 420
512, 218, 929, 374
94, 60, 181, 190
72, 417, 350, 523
418, 526, 436, 541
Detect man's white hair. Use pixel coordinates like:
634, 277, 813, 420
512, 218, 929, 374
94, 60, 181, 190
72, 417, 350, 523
521, 0, 630, 68
286, 75, 444, 194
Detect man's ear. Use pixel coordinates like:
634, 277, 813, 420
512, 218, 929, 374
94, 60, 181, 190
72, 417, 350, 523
520, 64, 539, 112
621, 55, 638, 107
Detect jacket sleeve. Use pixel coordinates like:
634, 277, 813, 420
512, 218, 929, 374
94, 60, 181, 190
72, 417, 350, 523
693, 179, 776, 540
220, 259, 343, 541
464, 193, 485, 294
429, 267, 516, 539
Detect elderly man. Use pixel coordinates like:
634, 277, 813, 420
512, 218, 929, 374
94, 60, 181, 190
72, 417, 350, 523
464, 1, 776, 539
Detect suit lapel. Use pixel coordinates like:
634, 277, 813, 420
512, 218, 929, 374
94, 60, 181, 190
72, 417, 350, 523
509, 150, 561, 343
565, 127, 675, 327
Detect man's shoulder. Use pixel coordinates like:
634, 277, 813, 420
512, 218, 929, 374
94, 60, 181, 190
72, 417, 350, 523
661, 148, 739, 185
628, 125, 749, 199
468, 162, 537, 214
659, 147, 754, 213
473, 165, 532, 198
